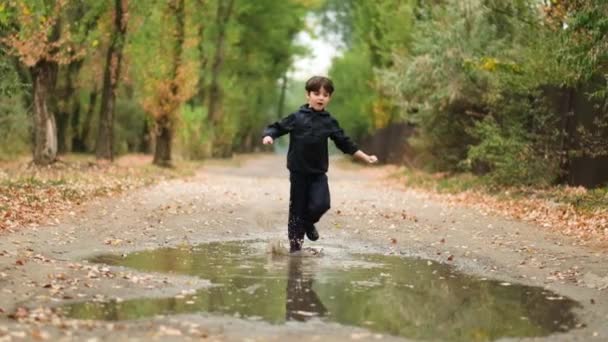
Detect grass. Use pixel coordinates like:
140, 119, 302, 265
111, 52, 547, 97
400, 168, 484, 193
546, 186, 608, 212
396, 166, 608, 244
400, 167, 608, 214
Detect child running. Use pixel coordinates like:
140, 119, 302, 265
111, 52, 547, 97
262, 76, 378, 253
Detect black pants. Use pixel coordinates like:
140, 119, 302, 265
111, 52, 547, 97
288, 172, 330, 250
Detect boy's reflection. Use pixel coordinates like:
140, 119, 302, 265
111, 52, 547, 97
285, 257, 327, 321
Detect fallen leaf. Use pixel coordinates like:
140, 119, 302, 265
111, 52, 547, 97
8, 307, 29, 320
31, 329, 50, 340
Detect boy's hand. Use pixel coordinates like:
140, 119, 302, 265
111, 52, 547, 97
262, 136, 274, 145
354, 150, 378, 164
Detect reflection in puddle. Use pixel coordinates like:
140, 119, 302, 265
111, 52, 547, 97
62, 241, 580, 341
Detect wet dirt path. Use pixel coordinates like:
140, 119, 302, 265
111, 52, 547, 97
0, 154, 607, 341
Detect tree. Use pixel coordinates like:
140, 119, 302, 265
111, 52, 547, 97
322, 0, 416, 141
55, 1, 105, 154
207, 0, 235, 133
1, 1, 85, 165
96, 0, 129, 161
220, 0, 311, 155
134, 0, 196, 166
0, 0, 325, 164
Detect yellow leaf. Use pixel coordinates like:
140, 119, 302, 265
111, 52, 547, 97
21, 4, 30, 16
480, 57, 497, 72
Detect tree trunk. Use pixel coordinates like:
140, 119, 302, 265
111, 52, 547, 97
96, 0, 129, 161
56, 109, 69, 154
207, 0, 235, 127
170, 0, 185, 81
72, 87, 98, 152
557, 87, 575, 184
190, 0, 208, 108
243, 130, 253, 152
68, 96, 82, 151
277, 72, 288, 119
153, 0, 185, 167
153, 117, 173, 166
30, 61, 58, 165
57, 61, 81, 154
139, 119, 151, 153
64, 2, 100, 153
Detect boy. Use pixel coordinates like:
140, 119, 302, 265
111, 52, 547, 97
262, 76, 378, 253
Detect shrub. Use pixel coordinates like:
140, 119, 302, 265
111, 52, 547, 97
466, 117, 557, 186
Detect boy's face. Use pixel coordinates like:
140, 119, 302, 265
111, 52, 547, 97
306, 87, 332, 111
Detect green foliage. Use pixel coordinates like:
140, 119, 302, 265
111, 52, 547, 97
401, 167, 484, 194
125, 0, 188, 99
379, 2, 504, 170
3, 0, 602, 188
324, 0, 416, 141
213, 0, 311, 154
371, 0, 608, 186
555, 186, 608, 213
284, 79, 306, 114
114, 98, 148, 155
0, 0, 317, 162
562, 1, 608, 88
176, 105, 210, 160
327, 47, 374, 140
466, 117, 556, 186
0, 56, 30, 159
0, 3, 12, 27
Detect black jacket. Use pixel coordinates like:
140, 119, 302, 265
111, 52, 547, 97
263, 104, 359, 174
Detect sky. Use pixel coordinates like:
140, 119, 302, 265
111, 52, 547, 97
288, 15, 342, 80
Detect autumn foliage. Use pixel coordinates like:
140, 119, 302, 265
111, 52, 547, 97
142, 64, 198, 122
0, 1, 85, 67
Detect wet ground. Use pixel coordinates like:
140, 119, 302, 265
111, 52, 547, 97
0, 154, 607, 341
62, 240, 580, 341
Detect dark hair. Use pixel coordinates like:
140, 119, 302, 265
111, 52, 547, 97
305, 76, 334, 95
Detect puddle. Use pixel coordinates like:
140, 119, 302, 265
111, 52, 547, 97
61, 241, 580, 341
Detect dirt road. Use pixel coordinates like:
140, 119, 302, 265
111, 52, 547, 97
0, 154, 607, 341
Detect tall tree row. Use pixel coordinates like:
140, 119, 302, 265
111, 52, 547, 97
0, 0, 313, 165
322, 0, 608, 187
